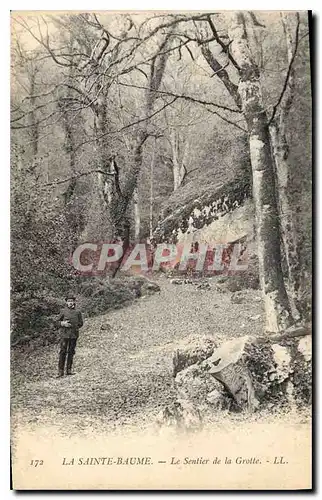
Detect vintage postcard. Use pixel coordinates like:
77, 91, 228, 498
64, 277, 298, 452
10, 10, 312, 490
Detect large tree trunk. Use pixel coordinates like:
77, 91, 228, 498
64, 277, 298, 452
133, 187, 140, 241
95, 92, 130, 262
59, 97, 82, 250
269, 13, 302, 317
109, 134, 147, 277
100, 31, 173, 275
28, 71, 39, 158
149, 146, 156, 240
170, 129, 187, 191
94, 36, 175, 275
59, 102, 77, 207
200, 43, 241, 108
96, 94, 118, 238
229, 12, 294, 333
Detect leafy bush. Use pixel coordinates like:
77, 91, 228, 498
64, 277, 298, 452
11, 275, 160, 347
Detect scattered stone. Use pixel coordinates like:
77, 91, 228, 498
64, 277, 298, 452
155, 399, 202, 433
170, 279, 192, 285
249, 314, 261, 321
217, 276, 228, 284
196, 282, 211, 290
141, 280, 161, 295
231, 292, 245, 304
170, 279, 182, 285
100, 323, 112, 331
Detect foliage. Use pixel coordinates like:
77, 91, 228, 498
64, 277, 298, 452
11, 11, 311, 344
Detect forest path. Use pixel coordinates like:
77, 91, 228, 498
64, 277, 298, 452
11, 276, 266, 435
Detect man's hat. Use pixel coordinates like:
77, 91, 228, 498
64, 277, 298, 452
65, 294, 76, 301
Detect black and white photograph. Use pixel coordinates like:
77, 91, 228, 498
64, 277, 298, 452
10, 9, 312, 490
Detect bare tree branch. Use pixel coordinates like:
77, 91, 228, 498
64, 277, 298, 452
206, 14, 241, 71
205, 107, 247, 132
74, 96, 178, 152
11, 109, 59, 129
118, 81, 241, 113
248, 12, 266, 28
11, 99, 58, 123
200, 44, 241, 108
43, 169, 114, 187
14, 17, 76, 68
86, 14, 213, 79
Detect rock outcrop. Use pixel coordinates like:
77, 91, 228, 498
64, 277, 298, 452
157, 327, 312, 431
153, 177, 253, 245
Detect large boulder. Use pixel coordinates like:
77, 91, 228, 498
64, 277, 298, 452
171, 328, 312, 414
173, 335, 218, 377
175, 363, 224, 403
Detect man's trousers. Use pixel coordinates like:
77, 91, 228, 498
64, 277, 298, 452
58, 338, 77, 374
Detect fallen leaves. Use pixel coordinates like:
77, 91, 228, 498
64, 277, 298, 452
11, 277, 269, 435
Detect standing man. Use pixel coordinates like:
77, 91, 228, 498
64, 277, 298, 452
57, 295, 83, 378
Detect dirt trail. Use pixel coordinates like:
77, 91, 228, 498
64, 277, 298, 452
11, 276, 276, 435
